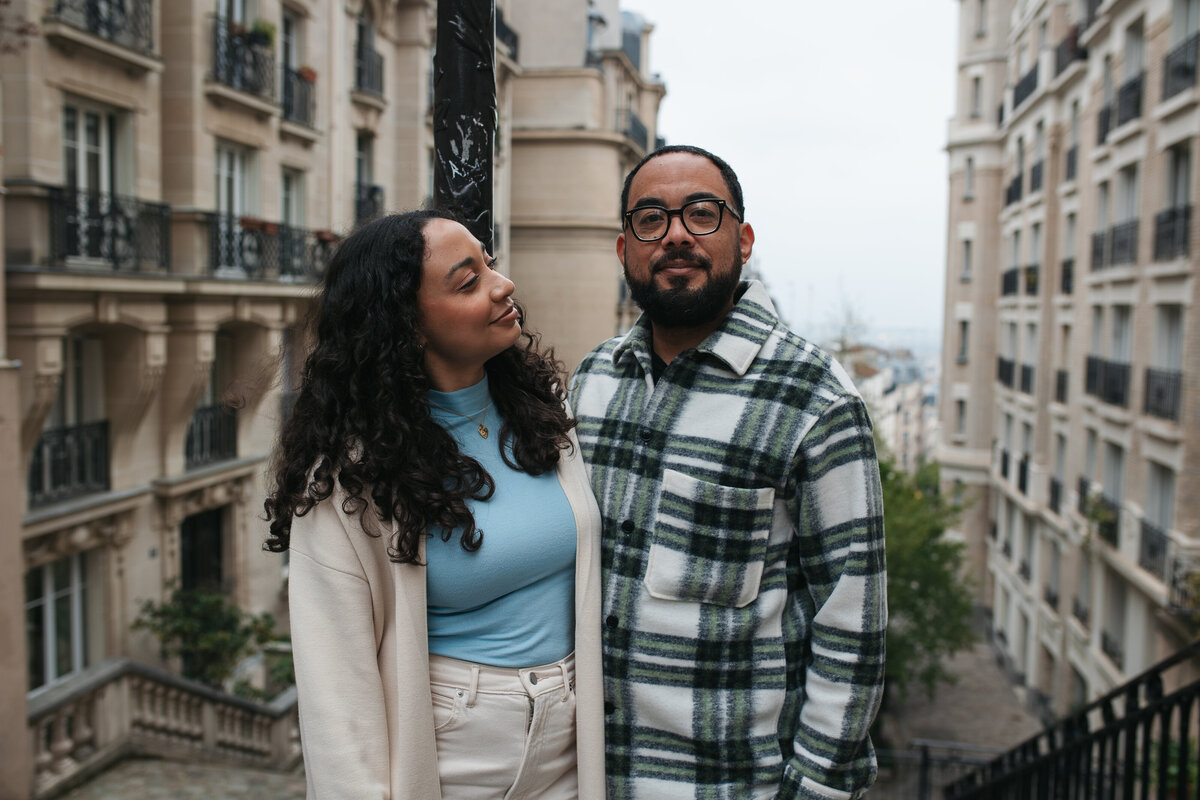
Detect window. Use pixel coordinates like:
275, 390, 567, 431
281, 9, 301, 71
1125, 21, 1145, 79
48, 334, 105, 429
61, 100, 132, 261
1035, 121, 1045, 164
965, 157, 976, 198
1006, 322, 1018, 361
1147, 461, 1177, 531
1173, 0, 1200, 44
1031, 223, 1042, 266
1154, 305, 1184, 369
215, 141, 250, 221
1048, 539, 1061, 597
971, 77, 982, 117
1167, 142, 1192, 210
962, 239, 973, 280
956, 399, 967, 434
1016, 136, 1026, 174
958, 320, 970, 362
1117, 165, 1138, 223
1085, 427, 1098, 481
1103, 56, 1115, 106
1012, 229, 1022, 267
1097, 181, 1110, 230
1038, 19, 1048, 50
1054, 434, 1066, 481
1025, 323, 1038, 364
26, 553, 92, 692
220, 0, 246, 26
1112, 305, 1132, 362
976, 0, 987, 36
1071, 101, 1080, 147
1103, 441, 1125, 501
1065, 213, 1077, 259
181, 507, 226, 593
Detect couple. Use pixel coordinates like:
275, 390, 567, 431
264, 146, 888, 800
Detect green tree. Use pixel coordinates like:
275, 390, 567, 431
881, 458, 976, 702
132, 584, 278, 689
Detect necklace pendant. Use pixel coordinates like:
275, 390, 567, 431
478, 424, 489, 439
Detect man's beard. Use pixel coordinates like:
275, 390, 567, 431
624, 249, 743, 328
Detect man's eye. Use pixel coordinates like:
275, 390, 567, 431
688, 208, 717, 221
638, 210, 666, 225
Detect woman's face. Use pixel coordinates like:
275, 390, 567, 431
416, 218, 521, 391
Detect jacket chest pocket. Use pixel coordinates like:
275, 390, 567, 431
643, 469, 775, 608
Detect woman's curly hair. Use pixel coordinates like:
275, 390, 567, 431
263, 209, 575, 563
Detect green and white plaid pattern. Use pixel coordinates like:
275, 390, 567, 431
571, 281, 887, 800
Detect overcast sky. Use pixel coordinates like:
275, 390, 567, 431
622, 1, 959, 352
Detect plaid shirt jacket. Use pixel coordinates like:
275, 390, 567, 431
570, 281, 887, 800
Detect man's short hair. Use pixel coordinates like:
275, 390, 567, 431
620, 144, 745, 220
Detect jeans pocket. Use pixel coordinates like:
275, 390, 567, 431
430, 683, 465, 733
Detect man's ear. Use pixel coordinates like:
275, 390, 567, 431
739, 222, 755, 263
617, 231, 626, 263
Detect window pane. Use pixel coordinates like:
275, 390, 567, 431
27, 601, 45, 691
55, 592, 73, 679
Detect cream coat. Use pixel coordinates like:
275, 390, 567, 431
288, 429, 605, 799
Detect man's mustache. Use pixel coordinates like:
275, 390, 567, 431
651, 253, 711, 273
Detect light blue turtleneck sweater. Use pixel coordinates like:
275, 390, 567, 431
425, 375, 576, 667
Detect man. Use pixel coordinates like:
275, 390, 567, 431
571, 145, 887, 800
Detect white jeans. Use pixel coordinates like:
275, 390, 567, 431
429, 651, 578, 800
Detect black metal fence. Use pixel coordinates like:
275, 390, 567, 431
28, 420, 110, 508
1110, 220, 1139, 266
1163, 33, 1199, 101
355, 43, 384, 95
1117, 73, 1144, 127
877, 741, 1004, 800
1145, 367, 1183, 421
1001, 268, 1020, 296
50, 0, 154, 54
1056, 29, 1086, 76
185, 404, 237, 470
48, 187, 171, 272
1138, 519, 1168, 581
206, 215, 334, 281
947, 639, 1200, 800
212, 16, 275, 100
1014, 64, 1039, 109
282, 67, 315, 126
1154, 206, 1190, 262
1085, 357, 1132, 408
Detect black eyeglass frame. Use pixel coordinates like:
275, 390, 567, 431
622, 198, 743, 242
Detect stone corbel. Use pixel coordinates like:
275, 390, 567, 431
23, 518, 115, 571
17, 334, 67, 453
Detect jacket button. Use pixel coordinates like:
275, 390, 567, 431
621, 520, 634, 533
606, 615, 618, 628
639, 428, 652, 441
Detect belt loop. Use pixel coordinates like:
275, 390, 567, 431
559, 662, 570, 700
465, 665, 480, 708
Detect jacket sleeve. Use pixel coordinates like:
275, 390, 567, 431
778, 395, 887, 800
289, 497, 391, 799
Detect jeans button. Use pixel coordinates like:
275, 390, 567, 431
529, 673, 539, 685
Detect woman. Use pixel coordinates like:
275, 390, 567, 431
264, 210, 604, 799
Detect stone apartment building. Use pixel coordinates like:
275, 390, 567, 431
0, 0, 662, 792
940, 0, 1200, 722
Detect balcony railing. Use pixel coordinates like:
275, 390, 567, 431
1055, 369, 1068, 404
1116, 72, 1144, 126
49, 0, 154, 54
1145, 367, 1183, 421
1005, 174, 1023, 206
28, 420, 110, 509
1100, 630, 1125, 669
1017, 456, 1029, 494
1072, 595, 1089, 626
355, 183, 384, 224
1153, 204, 1190, 261
1055, 29, 1086, 76
1060, 257, 1074, 294
1097, 104, 1112, 144
47, 187, 171, 272
281, 67, 315, 127
1065, 145, 1078, 182
206, 215, 334, 281
622, 109, 649, 151
1109, 219, 1138, 265
212, 17, 275, 101
1049, 477, 1062, 515
496, 7, 519, 62
1019, 364, 1035, 395
1086, 356, 1131, 407
1013, 63, 1039, 108
1001, 267, 1019, 296
1163, 32, 1200, 101
185, 404, 237, 470
1029, 160, 1044, 193
354, 43, 384, 96
997, 357, 1015, 388
1023, 264, 1039, 295
1139, 519, 1169, 580
1091, 230, 1106, 270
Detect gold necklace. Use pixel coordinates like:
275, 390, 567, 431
427, 395, 490, 439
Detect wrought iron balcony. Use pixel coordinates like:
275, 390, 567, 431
1071, 595, 1089, 626
1017, 456, 1029, 494
1091, 230, 1106, 270
47, 187, 170, 272
1085, 354, 1102, 397
1153, 205, 1190, 261
1065, 145, 1077, 182
1100, 630, 1124, 669
206, 215, 335, 281
355, 183, 384, 224
1060, 257, 1074, 294
1005, 174, 1023, 206
1000, 448, 1010, 479
1049, 476, 1062, 514
1055, 29, 1086, 75
48, 0, 154, 54
997, 357, 1015, 388
1013, 63, 1039, 109
496, 7, 519, 62
1000, 267, 1019, 296
1116, 72, 1144, 126
355, 43, 384, 96
1109, 219, 1138, 266
623, 109, 648, 151
28, 420, 110, 509
1085, 357, 1132, 407
1029, 160, 1043, 193
1163, 32, 1200, 101
1097, 104, 1112, 145
1145, 367, 1183, 421
185, 404, 237, 470
212, 17, 275, 100
1139, 519, 1169, 581
1019, 365, 1035, 395
1043, 585, 1059, 610
281, 67, 315, 127
1023, 264, 1039, 295
1055, 369, 1068, 404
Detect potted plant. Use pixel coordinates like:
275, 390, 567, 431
297, 65, 317, 83
315, 229, 339, 243
239, 215, 265, 232
261, 221, 280, 236
249, 18, 275, 47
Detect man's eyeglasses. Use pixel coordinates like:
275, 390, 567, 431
623, 199, 742, 242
